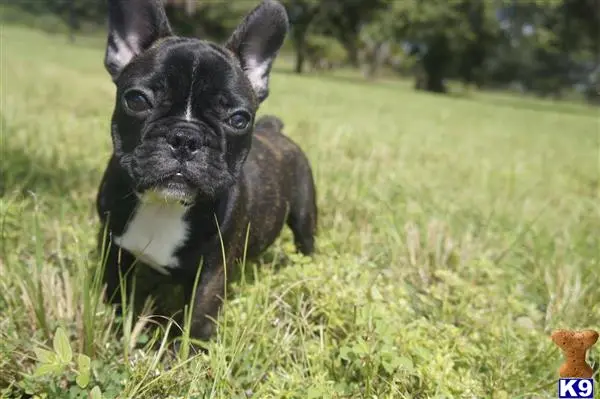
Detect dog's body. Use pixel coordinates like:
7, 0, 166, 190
96, 0, 317, 340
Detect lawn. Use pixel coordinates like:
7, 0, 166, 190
1, 24, 599, 398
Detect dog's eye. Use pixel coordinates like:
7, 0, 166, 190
123, 90, 152, 113
228, 112, 251, 130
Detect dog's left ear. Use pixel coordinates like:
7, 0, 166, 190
225, 0, 289, 102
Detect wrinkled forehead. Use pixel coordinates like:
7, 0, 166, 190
120, 37, 251, 97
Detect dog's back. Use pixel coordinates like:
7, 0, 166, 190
242, 115, 317, 256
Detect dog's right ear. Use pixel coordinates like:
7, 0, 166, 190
104, 0, 173, 81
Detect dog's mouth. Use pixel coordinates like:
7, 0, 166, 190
131, 141, 237, 203
139, 172, 198, 206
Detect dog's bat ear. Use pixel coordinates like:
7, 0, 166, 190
104, 0, 173, 81
225, 0, 288, 103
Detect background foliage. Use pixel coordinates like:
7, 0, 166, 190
1, 0, 598, 102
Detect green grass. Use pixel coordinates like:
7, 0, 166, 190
1, 24, 599, 398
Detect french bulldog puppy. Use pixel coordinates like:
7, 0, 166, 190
96, 0, 317, 341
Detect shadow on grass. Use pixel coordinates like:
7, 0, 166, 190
0, 144, 97, 199
0, 109, 104, 200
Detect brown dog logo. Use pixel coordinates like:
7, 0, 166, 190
552, 329, 599, 378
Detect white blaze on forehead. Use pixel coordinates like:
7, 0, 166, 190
184, 56, 201, 122
113, 193, 189, 275
184, 90, 193, 121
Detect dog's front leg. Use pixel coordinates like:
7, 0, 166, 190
181, 253, 227, 341
99, 232, 137, 309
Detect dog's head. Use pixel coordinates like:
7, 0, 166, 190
104, 0, 288, 204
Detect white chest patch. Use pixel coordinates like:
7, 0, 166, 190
113, 199, 189, 275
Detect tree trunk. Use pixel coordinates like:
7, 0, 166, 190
68, 0, 76, 43
364, 41, 390, 80
295, 45, 306, 74
293, 29, 307, 74
416, 35, 451, 93
345, 37, 360, 68
423, 71, 447, 93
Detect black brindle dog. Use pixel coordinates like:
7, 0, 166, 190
96, 0, 317, 341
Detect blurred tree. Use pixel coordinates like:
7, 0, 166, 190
398, 0, 504, 93
53, 0, 105, 35
304, 34, 347, 71
280, 0, 321, 73
318, 0, 388, 67
347, 0, 505, 92
455, 0, 501, 89
555, 0, 600, 102
0, 0, 106, 39
358, 0, 408, 79
67, 0, 77, 43
280, 0, 390, 73
165, 0, 249, 41
2, 0, 597, 102
483, 0, 598, 100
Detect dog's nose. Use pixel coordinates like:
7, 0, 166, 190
167, 130, 200, 160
